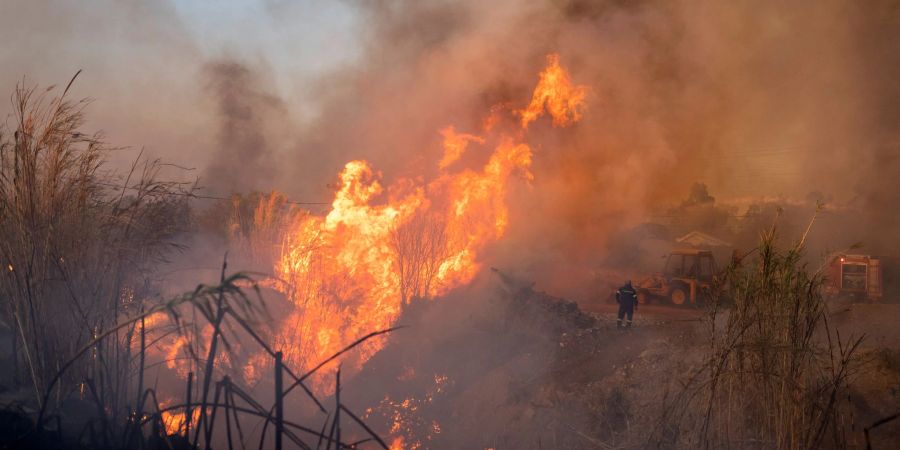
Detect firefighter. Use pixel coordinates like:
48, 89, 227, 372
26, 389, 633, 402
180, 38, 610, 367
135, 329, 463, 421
616, 280, 638, 329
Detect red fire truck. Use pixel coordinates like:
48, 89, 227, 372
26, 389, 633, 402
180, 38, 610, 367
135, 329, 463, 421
825, 254, 883, 301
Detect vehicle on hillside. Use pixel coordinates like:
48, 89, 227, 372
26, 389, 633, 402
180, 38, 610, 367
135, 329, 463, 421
635, 249, 718, 306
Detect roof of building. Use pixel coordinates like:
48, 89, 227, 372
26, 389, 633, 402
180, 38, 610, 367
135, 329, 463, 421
670, 248, 713, 256
675, 230, 732, 248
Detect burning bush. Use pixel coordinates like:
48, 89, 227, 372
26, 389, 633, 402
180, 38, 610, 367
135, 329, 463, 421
0, 89, 387, 447
199, 54, 591, 395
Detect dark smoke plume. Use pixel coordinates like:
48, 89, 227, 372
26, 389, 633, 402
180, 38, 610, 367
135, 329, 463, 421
202, 61, 286, 195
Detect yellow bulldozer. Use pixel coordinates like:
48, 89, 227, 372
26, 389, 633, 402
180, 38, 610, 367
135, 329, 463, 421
636, 249, 717, 306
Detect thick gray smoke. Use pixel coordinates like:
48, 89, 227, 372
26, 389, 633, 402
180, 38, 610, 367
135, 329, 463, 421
283, 0, 900, 297
3, 0, 900, 294
4, 1, 900, 445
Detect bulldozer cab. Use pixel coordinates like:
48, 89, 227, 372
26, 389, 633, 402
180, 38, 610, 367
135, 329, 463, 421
636, 249, 718, 306
663, 249, 716, 282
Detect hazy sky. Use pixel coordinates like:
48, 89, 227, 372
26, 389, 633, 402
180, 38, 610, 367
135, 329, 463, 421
3, 0, 898, 208
5, 0, 900, 284
0, 0, 360, 187
171, 0, 361, 95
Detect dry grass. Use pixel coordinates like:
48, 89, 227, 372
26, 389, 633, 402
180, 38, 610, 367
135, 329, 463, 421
654, 222, 865, 448
0, 78, 391, 449
0, 77, 192, 416
225, 191, 308, 267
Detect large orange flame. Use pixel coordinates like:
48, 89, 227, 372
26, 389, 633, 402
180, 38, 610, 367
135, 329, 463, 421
144, 54, 587, 400
518, 54, 587, 129
262, 54, 587, 392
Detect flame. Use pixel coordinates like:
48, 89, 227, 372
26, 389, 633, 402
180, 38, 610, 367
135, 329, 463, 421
146, 54, 587, 398
158, 398, 201, 436
260, 54, 587, 392
269, 143, 519, 390
366, 373, 451, 449
518, 54, 587, 129
438, 126, 485, 170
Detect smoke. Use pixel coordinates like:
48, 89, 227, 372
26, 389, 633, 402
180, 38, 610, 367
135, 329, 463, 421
201, 61, 287, 194
0, 0, 348, 195
0, 0, 212, 173
5, 0, 900, 445
3, 0, 900, 289
277, 0, 900, 299
851, 1, 900, 251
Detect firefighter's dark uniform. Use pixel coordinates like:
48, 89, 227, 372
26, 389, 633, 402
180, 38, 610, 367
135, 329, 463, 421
616, 282, 638, 328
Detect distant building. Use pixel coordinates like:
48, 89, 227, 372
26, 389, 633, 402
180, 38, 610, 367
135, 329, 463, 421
676, 230, 732, 249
